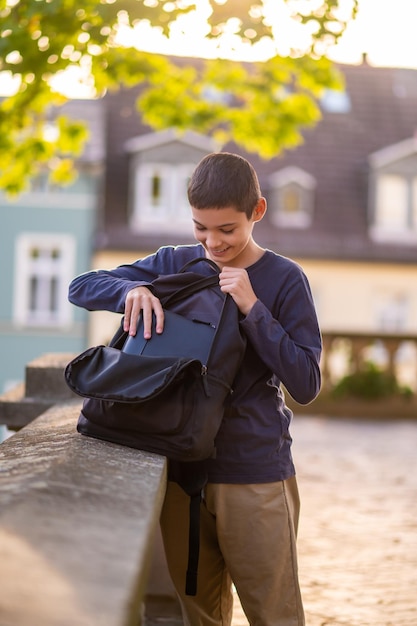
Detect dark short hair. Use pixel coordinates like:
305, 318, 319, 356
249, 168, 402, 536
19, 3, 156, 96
187, 152, 261, 218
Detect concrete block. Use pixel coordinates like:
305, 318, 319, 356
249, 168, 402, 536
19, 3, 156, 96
0, 404, 167, 626
0, 353, 78, 429
25, 353, 77, 400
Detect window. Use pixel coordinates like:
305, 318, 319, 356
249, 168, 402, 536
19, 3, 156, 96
136, 163, 171, 222
370, 173, 417, 242
268, 167, 316, 228
360, 292, 409, 369
131, 162, 195, 234
375, 175, 408, 229
376, 294, 408, 332
13, 234, 75, 328
320, 88, 351, 113
281, 184, 303, 214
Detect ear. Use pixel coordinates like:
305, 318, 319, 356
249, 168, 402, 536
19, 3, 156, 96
252, 197, 267, 223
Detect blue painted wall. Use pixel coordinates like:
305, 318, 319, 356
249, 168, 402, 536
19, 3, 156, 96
0, 174, 99, 395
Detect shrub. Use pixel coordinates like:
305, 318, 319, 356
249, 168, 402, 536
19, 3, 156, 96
331, 361, 413, 400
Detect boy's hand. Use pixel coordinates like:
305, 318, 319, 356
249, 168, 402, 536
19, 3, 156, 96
124, 286, 164, 338
219, 267, 257, 316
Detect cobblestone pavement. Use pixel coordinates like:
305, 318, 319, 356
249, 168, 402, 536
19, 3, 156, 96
232, 416, 417, 626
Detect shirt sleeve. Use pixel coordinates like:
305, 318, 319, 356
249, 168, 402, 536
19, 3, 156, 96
68, 249, 170, 313
68, 245, 204, 313
240, 268, 322, 405
68, 269, 154, 313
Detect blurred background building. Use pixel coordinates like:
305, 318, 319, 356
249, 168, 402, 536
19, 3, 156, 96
1, 60, 417, 436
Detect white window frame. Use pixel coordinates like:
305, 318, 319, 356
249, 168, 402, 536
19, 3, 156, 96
131, 161, 195, 234
13, 233, 75, 328
269, 167, 316, 228
175, 163, 196, 221
136, 163, 172, 222
370, 174, 417, 243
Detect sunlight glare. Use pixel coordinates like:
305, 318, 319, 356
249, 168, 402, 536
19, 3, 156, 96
0, 71, 21, 96
2, 0, 417, 99
327, 0, 417, 67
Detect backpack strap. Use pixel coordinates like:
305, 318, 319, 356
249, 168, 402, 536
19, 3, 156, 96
161, 275, 220, 308
179, 257, 220, 275
160, 258, 221, 309
185, 492, 202, 596
168, 459, 208, 596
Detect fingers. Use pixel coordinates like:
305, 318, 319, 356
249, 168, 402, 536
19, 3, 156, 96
219, 267, 257, 316
124, 287, 164, 338
219, 267, 250, 292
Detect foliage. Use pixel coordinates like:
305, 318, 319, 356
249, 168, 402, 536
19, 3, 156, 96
138, 54, 340, 158
331, 361, 414, 400
0, 0, 358, 194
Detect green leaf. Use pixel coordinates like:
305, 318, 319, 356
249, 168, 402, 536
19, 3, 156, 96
0, 0, 358, 195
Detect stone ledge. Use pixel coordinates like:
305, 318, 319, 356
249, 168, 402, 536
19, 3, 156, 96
25, 353, 77, 400
0, 382, 63, 429
0, 403, 167, 626
0, 353, 78, 430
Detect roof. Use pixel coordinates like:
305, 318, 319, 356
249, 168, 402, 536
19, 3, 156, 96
369, 136, 417, 168
125, 129, 219, 154
61, 99, 106, 164
99, 61, 417, 263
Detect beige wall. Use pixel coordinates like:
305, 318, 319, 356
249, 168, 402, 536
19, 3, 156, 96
87, 250, 153, 346
297, 259, 417, 334
297, 259, 417, 389
86, 250, 417, 346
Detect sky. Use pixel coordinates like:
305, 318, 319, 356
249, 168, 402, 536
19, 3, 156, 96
1, 0, 417, 98
326, 0, 417, 68
117, 0, 417, 69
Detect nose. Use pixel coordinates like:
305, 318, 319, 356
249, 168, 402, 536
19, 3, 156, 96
205, 231, 223, 249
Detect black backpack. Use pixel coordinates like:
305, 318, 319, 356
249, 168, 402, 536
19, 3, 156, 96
65, 257, 247, 595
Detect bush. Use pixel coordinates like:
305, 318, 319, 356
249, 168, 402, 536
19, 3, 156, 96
331, 361, 413, 400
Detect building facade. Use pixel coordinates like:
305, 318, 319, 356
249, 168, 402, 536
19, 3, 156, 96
2, 60, 417, 419
0, 99, 105, 400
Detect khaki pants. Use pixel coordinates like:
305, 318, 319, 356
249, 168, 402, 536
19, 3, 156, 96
160, 478, 305, 626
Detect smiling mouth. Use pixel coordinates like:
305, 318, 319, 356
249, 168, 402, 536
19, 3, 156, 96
211, 247, 229, 254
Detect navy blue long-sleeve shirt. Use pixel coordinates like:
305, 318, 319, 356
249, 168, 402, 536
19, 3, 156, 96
69, 244, 322, 483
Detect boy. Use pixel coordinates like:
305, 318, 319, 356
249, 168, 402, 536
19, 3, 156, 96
69, 152, 322, 625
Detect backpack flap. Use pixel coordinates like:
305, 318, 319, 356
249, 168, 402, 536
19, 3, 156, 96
65, 346, 202, 403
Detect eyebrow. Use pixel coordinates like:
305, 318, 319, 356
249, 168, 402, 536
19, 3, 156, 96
192, 219, 237, 228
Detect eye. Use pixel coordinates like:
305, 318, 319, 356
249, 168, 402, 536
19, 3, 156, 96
221, 229, 234, 234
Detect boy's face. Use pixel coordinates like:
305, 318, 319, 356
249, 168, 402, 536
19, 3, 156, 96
191, 202, 265, 268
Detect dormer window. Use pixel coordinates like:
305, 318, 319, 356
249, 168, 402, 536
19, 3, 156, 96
130, 161, 195, 234
371, 173, 417, 241
369, 137, 417, 243
125, 130, 219, 235
374, 174, 409, 233
268, 166, 316, 228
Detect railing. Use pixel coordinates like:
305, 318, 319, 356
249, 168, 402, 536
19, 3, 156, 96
287, 330, 417, 418
321, 331, 417, 390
